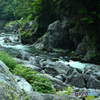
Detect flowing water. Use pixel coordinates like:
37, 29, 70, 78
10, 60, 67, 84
0, 30, 90, 71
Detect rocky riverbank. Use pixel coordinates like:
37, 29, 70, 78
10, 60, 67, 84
0, 50, 100, 100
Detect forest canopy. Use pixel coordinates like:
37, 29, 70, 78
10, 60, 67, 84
0, 0, 100, 42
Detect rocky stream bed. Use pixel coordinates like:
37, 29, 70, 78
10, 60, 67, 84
0, 30, 100, 100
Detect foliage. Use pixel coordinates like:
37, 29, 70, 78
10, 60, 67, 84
62, 86, 74, 95
6, 20, 17, 26
56, 86, 74, 96
0, 51, 17, 71
27, 14, 33, 22
85, 96, 95, 100
13, 65, 55, 94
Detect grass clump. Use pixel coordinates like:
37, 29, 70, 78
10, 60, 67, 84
0, 51, 17, 71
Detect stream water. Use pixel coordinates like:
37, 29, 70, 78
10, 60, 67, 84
0, 30, 90, 71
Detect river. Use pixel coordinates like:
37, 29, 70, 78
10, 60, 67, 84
0, 30, 90, 72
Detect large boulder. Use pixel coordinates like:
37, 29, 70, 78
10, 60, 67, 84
84, 68, 100, 89
42, 19, 75, 51
40, 60, 70, 76
0, 60, 28, 99
4, 22, 19, 32
0, 60, 22, 92
65, 69, 85, 88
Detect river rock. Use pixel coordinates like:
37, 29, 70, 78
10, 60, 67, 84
29, 56, 41, 67
4, 37, 12, 43
53, 94, 78, 100
65, 69, 85, 88
40, 60, 70, 76
42, 94, 55, 100
84, 69, 100, 89
16, 50, 33, 60
42, 74, 67, 90
27, 92, 44, 100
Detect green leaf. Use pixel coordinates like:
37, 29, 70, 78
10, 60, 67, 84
80, 17, 88, 21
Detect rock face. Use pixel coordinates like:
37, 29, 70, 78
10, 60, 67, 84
0, 60, 27, 99
42, 20, 75, 51
14, 75, 34, 93
0, 60, 22, 92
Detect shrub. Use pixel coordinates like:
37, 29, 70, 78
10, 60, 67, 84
0, 51, 17, 71
31, 75, 55, 93
14, 65, 55, 94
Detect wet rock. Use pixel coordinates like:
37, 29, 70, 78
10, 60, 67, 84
16, 50, 33, 60
4, 38, 12, 43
